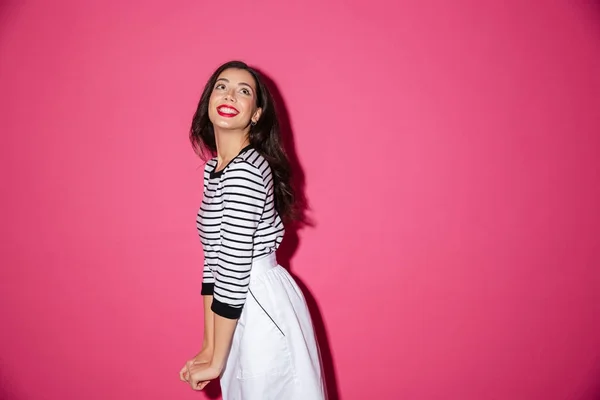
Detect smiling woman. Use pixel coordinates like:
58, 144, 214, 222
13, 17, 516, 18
210, 72, 262, 130
179, 61, 327, 400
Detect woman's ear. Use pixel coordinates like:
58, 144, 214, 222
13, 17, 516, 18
251, 108, 263, 124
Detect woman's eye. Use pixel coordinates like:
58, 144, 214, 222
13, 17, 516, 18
215, 83, 225, 90
241, 88, 250, 95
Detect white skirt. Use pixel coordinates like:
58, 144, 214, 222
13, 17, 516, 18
219, 252, 327, 400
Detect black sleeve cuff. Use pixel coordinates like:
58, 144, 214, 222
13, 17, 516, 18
201, 283, 214, 295
211, 298, 243, 320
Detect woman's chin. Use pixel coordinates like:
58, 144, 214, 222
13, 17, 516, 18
212, 118, 247, 131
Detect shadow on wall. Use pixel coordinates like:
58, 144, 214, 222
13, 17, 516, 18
0, 0, 25, 40
0, 366, 21, 400
585, 0, 600, 34
261, 68, 341, 400
583, 360, 600, 400
579, 373, 600, 400
202, 68, 340, 400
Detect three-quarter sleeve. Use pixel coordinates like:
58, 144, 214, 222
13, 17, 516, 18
201, 258, 215, 295
211, 161, 265, 319
200, 160, 215, 295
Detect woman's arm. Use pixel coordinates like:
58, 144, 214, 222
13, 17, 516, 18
209, 314, 238, 372
199, 258, 216, 355
187, 314, 238, 389
202, 295, 215, 351
208, 160, 266, 369
187, 160, 266, 389
180, 296, 215, 382
200, 159, 216, 352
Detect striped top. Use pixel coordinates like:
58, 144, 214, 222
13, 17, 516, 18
196, 144, 285, 319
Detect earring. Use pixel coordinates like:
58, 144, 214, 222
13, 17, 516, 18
251, 120, 256, 126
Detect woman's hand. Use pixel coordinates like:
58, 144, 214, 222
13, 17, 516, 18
179, 347, 213, 383
187, 362, 221, 391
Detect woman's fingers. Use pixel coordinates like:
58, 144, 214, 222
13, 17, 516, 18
179, 365, 189, 382
198, 381, 210, 390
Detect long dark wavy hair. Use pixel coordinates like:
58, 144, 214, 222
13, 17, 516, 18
189, 60, 297, 224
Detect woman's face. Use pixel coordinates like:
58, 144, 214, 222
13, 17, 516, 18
208, 68, 262, 131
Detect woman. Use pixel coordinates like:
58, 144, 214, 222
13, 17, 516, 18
179, 60, 326, 400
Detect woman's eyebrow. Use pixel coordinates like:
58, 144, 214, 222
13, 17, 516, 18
216, 77, 252, 89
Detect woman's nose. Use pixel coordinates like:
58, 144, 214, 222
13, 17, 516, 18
224, 89, 236, 102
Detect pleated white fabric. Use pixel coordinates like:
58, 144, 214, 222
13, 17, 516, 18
219, 252, 327, 400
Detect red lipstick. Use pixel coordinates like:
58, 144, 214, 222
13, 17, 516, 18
216, 104, 239, 117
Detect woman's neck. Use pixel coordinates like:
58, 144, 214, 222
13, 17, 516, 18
214, 129, 250, 168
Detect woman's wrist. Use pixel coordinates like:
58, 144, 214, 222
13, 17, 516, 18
193, 345, 213, 362
201, 338, 214, 350
208, 359, 224, 374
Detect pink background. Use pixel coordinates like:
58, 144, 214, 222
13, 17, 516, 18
1, 1, 600, 399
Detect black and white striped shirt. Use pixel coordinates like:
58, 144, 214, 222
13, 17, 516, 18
196, 145, 285, 319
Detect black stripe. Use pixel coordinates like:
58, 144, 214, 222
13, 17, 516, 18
225, 188, 265, 201
211, 298, 242, 319
224, 204, 262, 215
221, 242, 253, 251
221, 227, 254, 238
218, 236, 253, 245
218, 256, 252, 267
216, 274, 250, 285
222, 221, 258, 231
222, 171, 263, 185
214, 291, 247, 302
222, 214, 261, 223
